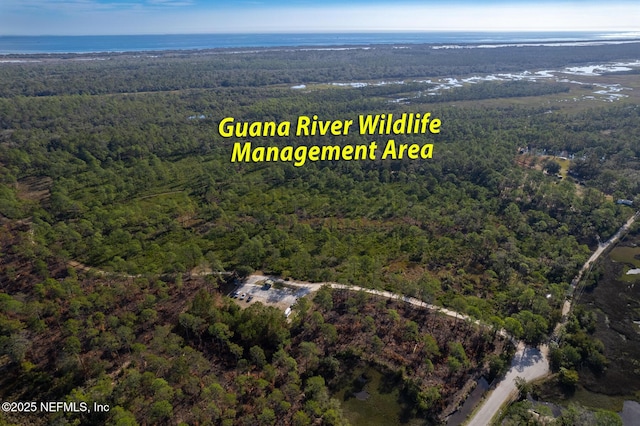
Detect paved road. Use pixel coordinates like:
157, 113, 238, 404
467, 343, 549, 426
468, 209, 638, 425
235, 211, 639, 426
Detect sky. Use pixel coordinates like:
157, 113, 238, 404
1, 0, 639, 36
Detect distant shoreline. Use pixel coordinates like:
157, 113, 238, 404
1, 31, 640, 56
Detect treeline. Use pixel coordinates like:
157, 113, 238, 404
0, 42, 639, 97
522, 104, 640, 197
418, 80, 571, 103
0, 222, 507, 424
0, 66, 633, 331
0, 44, 637, 425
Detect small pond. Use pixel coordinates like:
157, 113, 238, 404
333, 365, 428, 426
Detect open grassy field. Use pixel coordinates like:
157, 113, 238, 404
609, 246, 640, 283
610, 246, 640, 267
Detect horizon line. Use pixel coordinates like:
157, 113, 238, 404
3, 30, 640, 37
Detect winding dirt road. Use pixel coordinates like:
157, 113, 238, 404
243, 274, 481, 325
244, 210, 639, 426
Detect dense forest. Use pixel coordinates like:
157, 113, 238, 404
1, 42, 639, 425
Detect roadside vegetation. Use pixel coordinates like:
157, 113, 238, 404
1, 42, 639, 424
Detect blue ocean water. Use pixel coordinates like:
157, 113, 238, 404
0, 32, 638, 54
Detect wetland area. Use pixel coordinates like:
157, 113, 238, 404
2, 36, 640, 425
537, 228, 640, 423
333, 364, 425, 426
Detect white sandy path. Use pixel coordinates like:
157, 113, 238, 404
241, 211, 638, 425
244, 274, 480, 325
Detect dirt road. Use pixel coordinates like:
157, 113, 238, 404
561, 210, 639, 317
468, 209, 638, 425
222, 210, 640, 425
242, 274, 480, 325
